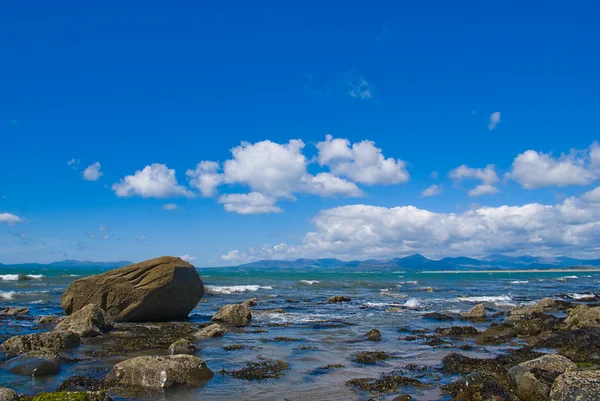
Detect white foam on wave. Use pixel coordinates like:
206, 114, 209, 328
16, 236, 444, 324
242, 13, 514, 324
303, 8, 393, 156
0, 291, 16, 300
0, 274, 44, 281
299, 280, 319, 285
399, 280, 418, 285
363, 302, 401, 308
457, 295, 513, 304
404, 298, 423, 309
568, 293, 597, 300
510, 281, 529, 284
206, 285, 273, 294
557, 276, 578, 282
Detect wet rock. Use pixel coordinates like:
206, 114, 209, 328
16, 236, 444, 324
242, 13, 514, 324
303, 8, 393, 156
515, 318, 549, 336
365, 329, 381, 341
510, 298, 571, 319
392, 395, 413, 401
352, 351, 390, 364
438, 326, 479, 337
423, 312, 455, 321
37, 315, 62, 325
476, 325, 517, 345
461, 304, 486, 321
549, 370, 600, 401
1, 331, 80, 357
5, 351, 61, 377
346, 371, 425, 393
105, 355, 214, 388
443, 378, 516, 401
535, 327, 600, 363
507, 354, 576, 401
241, 298, 259, 307
223, 344, 248, 351
61, 256, 204, 322
564, 304, 600, 329
0, 307, 29, 316
55, 304, 112, 337
211, 304, 251, 326
0, 388, 18, 401
21, 391, 113, 401
386, 307, 404, 313
168, 338, 196, 355
194, 323, 226, 340
322, 364, 345, 369
56, 375, 109, 392
227, 359, 290, 380
326, 295, 351, 303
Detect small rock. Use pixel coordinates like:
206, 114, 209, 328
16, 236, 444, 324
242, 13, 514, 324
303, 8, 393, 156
0, 388, 18, 401
549, 370, 600, 401
423, 312, 455, 321
564, 304, 600, 330
326, 296, 351, 303
392, 395, 413, 401
440, 326, 479, 337
515, 318, 549, 336
24, 392, 113, 401
55, 304, 112, 337
241, 298, 259, 307
508, 354, 577, 401
6, 351, 61, 377
37, 315, 62, 325
106, 355, 214, 388
0, 307, 29, 316
461, 304, 486, 320
476, 325, 517, 345
211, 304, 252, 326
194, 323, 226, 340
169, 338, 196, 355
386, 307, 404, 313
1, 331, 80, 357
365, 329, 381, 341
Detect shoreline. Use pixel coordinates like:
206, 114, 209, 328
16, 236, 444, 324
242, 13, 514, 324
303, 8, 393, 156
422, 268, 600, 273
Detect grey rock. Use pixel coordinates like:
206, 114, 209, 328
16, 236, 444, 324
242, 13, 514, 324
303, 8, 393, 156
241, 298, 259, 307
1, 331, 80, 357
550, 370, 600, 401
37, 315, 62, 325
211, 304, 251, 326
476, 325, 517, 345
0, 388, 18, 401
565, 304, 600, 330
461, 304, 486, 320
5, 351, 61, 377
365, 329, 381, 341
55, 304, 112, 337
508, 354, 576, 401
194, 323, 226, 340
105, 355, 214, 388
169, 338, 196, 355
0, 307, 29, 316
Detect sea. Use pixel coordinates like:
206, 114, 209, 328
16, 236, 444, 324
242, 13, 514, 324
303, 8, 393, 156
1, 264, 599, 400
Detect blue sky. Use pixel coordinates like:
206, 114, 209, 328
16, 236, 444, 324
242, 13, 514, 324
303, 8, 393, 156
1, 1, 600, 265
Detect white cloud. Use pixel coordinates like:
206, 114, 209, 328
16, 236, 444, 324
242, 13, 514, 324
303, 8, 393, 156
582, 186, 600, 203
221, 250, 242, 261
449, 164, 500, 196
301, 173, 363, 197
103, 235, 110, 240
421, 185, 442, 197
488, 111, 501, 130
337, 69, 374, 100
226, 195, 600, 262
0, 213, 22, 225
316, 135, 409, 185
83, 162, 103, 181
186, 161, 222, 197
163, 203, 177, 210
113, 164, 193, 198
218, 192, 282, 215
180, 254, 198, 262
507, 143, 600, 189
429, 171, 439, 179
67, 158, 80, 166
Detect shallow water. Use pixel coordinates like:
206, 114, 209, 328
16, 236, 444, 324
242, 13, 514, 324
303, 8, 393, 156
1, 265, 599, 400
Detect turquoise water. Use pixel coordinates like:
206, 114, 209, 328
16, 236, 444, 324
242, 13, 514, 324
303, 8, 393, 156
1, 265, 599, 400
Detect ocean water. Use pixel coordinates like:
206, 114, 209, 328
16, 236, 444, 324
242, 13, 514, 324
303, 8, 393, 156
1, 265, 599, 400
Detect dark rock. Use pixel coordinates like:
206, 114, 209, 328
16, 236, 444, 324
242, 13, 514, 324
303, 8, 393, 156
194, 323, 226, 340
423, 312, 455, 321
345, 371, 425, 393
168, 338, 196, 355
55, 304, 112, 337
549, 370, 600, 400
1, 331, 80, 357
352, 351, 390, 364
227, 359, 290, 380
21, 392, 113, 400
61, 256, 204, 322
515, 318, 549, 336
365, 329, 381, 341
565, 304, 600, 329
0, 307, 29, 316
392, 395, 413, 401
211, 304, 251, 326
535, 327, 600, 363
37, 316, 62, 325
56, 375, 109, 392
476, 325, 518, 345
241, 298, 259, 307
5, 351, 61, 377
326, 296, 351, 303
507, 354, 576, 401
439, 326, 479, 337
105, 355, 214, 388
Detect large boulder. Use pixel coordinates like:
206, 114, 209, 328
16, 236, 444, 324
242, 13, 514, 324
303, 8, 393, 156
211, 304, 251, 326
55, 304, 112, 337
5, 350, 61, 377
549, 370, 600, 400
508, 354, 576, 401
1, 331, 80, 357
0, 388, 18, 401
461, 304, 486, 320
564, 304, 600, 330
61, 256, 204, 322
194, 323, 226, 340
105, 355, 214, 388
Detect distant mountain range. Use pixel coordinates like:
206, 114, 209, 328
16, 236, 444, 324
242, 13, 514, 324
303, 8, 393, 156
0, 260, 132, 268
230, 254, 600, 271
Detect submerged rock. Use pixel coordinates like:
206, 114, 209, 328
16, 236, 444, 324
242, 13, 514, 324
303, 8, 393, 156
228, 359, 290, 380
6, 351, 61, 377
0, 388, 18, 401
439, 326, 479, 337
211, 304, 251, 326
22, 392, 113, 401
476, 325, 517, 345
326, 295, 351, 303
105, 355, 214, 388
346, 371, 425, 393
194, 323, 226, 340
61, 256, 204, 322
564, 304, 600, 329
0, 307, 29, 316
423, 312, 455, 321
507, 354, 576, 401
352, 351, 391, 364
365, 329, 381, 341
549, 370, 600, 401
461, 304, 486, 320
55, 304, 112, 337
1, 331, 80, 357
168, 338, 196, 355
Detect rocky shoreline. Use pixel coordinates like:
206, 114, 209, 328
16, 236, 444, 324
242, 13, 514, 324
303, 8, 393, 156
1, 257, 600, 400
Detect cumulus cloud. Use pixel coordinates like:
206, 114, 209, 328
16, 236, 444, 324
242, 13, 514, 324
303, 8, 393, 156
83, 162, 103, 181
186, 161, 222, 197
449, 164, 500, 196
316, 135, 409, 185
421, 185, 442, 197
163, 203, 177, 210
224, 195, 600, 262
507, 143, 600, 189
113, 164, 193, 198
218, 192, 282, 214
0, 213, 22, 225
582, 186, 600, 203
488, 111, 501, 130
180, 254, 198, 262
221, 250, 242, 261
